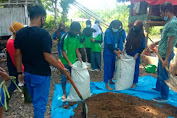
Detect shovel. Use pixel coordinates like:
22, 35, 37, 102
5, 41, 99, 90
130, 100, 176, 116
58, 59, 88, 118
149, 38, 177, 92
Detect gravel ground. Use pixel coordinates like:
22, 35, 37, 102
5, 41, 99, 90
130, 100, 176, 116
0, 40, 157, 118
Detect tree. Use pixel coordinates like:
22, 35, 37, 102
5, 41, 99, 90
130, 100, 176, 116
60, 0, 75, 23
43, 0, 59, 28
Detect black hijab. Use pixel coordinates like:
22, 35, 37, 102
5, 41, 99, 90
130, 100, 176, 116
55, 23, 65, 40
125, 20, 145, 53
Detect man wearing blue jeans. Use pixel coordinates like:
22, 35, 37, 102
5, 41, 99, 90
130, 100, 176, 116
14, 5, 67, 118
151, 2, 177, 102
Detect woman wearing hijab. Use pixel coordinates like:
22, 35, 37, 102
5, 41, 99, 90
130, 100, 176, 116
6, 22, 32, 111
103, 20, 126, 90
53, 23, 66, 58
125, 20, 146, 88
90, 20, 103, 71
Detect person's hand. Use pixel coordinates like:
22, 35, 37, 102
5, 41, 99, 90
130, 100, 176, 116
91, 39, 95, 42
115, 50, 121, 59
2, 72, 10, 81
68, 61, 72, 68
18, 74, 25, 84
62, 68, 69, 76
118, 49, 122, 54
122, 49, 126, 54
117, 53, 121, 59
149, 44, 158, 52
134, 53, 139, 59
78, 57, 82, 62
163, 60, 168, 68
150, 43, 156, 48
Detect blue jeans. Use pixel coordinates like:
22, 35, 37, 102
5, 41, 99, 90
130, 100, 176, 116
133, 55, 140, 83
0, 88, 4, 107
103, 54, 116, 83
58, 44, 61, 58
157, 52, 174, 100
91, 52, 101, 70
61, 65, 71, 87
24, 72, 50, 118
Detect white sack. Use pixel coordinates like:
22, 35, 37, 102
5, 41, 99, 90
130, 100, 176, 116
66, 61, 91, 102
115, 54, 136, 90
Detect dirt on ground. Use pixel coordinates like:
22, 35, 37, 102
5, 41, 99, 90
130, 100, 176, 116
0, 40, 169, 118
74, 93, 177, 118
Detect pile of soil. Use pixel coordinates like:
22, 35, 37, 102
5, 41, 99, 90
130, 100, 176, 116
74, 93, 177, 118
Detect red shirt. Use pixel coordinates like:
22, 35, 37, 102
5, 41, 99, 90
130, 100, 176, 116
6, 39, 24, 72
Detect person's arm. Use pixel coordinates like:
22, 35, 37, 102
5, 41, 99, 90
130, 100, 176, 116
138, 37, 146, 54
0, 67, 5, 72
92, 34, 103, 43
43, 52, 68, 75
62, 50, 72, 67
163, 36, 175, 67
76, 47, 82, 62
15, 49, 24, 84
0, 70, 9, 81
150, 41, 160, 48
105, 30, 121, 59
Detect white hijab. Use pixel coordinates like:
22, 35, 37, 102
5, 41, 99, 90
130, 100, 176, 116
91, 24, 102, 38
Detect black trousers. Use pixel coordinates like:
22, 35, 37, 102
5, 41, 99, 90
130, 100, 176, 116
79, 48, 86, 62
86, 48, 91, 63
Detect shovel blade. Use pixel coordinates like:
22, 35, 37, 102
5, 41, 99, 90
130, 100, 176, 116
82, 101, 88, 118
165, 76, 177, 92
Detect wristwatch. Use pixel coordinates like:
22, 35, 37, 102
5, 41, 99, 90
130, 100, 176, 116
17, 72, 22, 75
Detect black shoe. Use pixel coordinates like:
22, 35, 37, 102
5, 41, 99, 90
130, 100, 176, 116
151, 88, 160, 92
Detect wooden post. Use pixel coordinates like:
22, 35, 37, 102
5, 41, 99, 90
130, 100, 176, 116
145, 4, 152, 46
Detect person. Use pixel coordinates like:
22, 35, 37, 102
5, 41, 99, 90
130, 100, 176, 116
14, 5, 68, 118
60, 22, 82, 100
53, 23, 66, 58
82, 20, 96, 63
90, 20, 103, 71
0, 67, 10, 118
103, 20, 126, 90
6, 22, 32, 111
125, 20, 146, 88
150, 2, 177, 102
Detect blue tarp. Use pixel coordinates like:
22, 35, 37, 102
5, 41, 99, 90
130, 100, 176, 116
51, 76, 177, 118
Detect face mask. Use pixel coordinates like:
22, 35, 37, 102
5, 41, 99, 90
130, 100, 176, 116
164, 16, 168, 21
163, 11, 169, 21
112, 28, 118, 32
96, 23, 99, 25
86, 25, 91, 28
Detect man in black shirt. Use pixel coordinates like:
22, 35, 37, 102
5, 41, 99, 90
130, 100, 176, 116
14, 5, 67, 118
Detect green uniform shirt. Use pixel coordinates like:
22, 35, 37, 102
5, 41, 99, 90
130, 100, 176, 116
91, 34, 102, 52
61, 34, 79, 65
158, 16, 177, 58
83, 34, 93, 48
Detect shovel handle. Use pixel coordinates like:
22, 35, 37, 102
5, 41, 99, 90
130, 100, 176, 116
148, 37, 169, 72
155, 52, 169, 72
58, 59, 84, 100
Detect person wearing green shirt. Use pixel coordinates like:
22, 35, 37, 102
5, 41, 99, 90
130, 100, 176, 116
150, 2, 177, 102
60, 22, 82, 100
83, 20, 96, 63
90, 20, 103, 71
